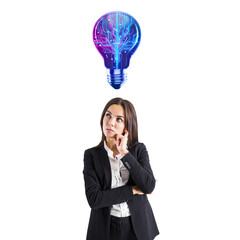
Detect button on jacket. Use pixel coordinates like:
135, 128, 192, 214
83, 142, 159, 240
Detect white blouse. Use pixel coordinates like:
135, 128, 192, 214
104, 141, 131, 217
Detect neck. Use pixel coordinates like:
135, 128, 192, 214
106, 138, 116, 150
106, 138, 118, 155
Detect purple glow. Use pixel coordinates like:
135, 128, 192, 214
93, 11, 141, 89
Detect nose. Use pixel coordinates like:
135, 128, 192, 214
108, 118, 115, 126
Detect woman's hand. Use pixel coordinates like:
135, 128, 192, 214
132, 185, 144, 195
114, 130, 129, 156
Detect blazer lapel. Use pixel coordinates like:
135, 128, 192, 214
98, 146, 112, 189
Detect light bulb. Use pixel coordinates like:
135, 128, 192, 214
93, 11, 141, 89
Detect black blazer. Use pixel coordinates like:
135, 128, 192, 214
83, 142, 159, 240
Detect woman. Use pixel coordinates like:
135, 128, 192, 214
83, 97, 159, 240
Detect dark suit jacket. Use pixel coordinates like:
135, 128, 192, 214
83, 142, 159, 240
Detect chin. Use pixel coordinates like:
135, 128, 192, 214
107, 133, 116, 138
104, 132, 114, 138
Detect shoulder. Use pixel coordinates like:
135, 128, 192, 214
129, 142, 146, 150
83, 146, 106, 169
84, 145, 105, 158
128, 142, 147, 155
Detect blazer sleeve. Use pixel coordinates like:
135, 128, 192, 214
83, 149, 133, 209
121, 143, 156, 194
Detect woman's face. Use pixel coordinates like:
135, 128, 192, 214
102, 104, 125, 141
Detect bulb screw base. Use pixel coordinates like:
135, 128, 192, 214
107, 69, 127, 90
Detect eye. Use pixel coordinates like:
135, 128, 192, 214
105, 112, 111, 118
117, 117, 123, 122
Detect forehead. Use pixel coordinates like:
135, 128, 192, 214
107, 104, 124, 116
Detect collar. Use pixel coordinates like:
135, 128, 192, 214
104, 141, 122, 159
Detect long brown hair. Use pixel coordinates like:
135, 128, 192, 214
97, 97, 138, 147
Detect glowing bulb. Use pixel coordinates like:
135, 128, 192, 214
93, 11, 141, 89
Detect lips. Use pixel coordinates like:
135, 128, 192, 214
106, 128, 114, 132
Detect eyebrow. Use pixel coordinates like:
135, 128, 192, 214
106, 110, 124, 118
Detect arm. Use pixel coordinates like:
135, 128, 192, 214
83, 150, 133, 209
121, 143, 156, 194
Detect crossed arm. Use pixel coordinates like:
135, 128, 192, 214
83, 144, 156, 209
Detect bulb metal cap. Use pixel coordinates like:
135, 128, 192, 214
107, 69, 127, 90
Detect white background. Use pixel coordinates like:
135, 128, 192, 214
0, 0, 240, 239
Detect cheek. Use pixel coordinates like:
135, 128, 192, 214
116, 123, 125, 132
102, 118, 107, 127
102, 126, 107, 137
